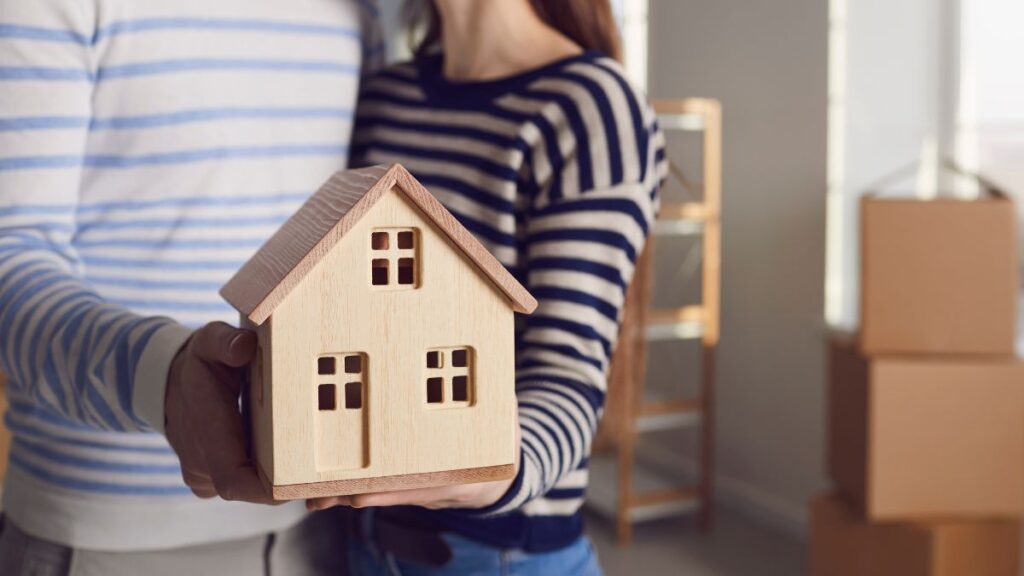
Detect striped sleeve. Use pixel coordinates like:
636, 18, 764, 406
0, 0, 191, 433
471, 70, 666, 515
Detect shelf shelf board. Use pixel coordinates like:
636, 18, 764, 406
658, 202, 712, 222
648, 307, 703, 324
645, 323, 703, 341
644, 306, 705, 341
654, 219, 704, 236
640, 397, 701, 415
636, 410, 702, 433
657, 113, 706, 132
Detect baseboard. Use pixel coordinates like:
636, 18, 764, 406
637, 440, 809, 541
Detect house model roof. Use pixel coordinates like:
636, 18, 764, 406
221, 163, 538, 325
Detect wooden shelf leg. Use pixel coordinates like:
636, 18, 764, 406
698, 345, 716, 533
616, 431, 635, 545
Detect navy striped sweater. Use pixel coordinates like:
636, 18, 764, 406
351, 51, 667, 551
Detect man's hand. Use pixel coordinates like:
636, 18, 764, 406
165, 321, 273, 504
306, 415, 521, 512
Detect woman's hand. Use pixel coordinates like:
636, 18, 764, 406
306, 414, 521, 512
306, 474, 515, 511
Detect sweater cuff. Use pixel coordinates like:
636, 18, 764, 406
133, 322, 193, 434
456, 453, 529, 517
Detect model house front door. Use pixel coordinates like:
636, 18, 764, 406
314, 353, 368, 470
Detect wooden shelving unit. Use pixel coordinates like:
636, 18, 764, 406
588, 98, 721, 544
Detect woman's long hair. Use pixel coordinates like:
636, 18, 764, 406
404, 0, 622, 62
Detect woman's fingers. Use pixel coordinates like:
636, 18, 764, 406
351, 486, 461, 508
183, 469, 217, 498
306, 496, 351, 511
306, 485, 475, 512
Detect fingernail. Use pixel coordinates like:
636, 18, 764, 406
228, 332, 244, 352
228, 331, 253, 357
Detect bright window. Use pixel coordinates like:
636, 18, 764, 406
824, 0, 1022, 330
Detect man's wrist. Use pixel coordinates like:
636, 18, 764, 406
133, 322, 193, 434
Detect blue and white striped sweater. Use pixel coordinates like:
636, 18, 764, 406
351, 52, 666, 551
0, 0, 380, 551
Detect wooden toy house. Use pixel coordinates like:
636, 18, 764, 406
221, 164, 537, 499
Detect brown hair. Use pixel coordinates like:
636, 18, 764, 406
404, 0, 622, 63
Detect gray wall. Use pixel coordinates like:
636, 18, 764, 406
647, 0, 829, 536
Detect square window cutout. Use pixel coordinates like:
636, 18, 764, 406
451, 349, 468, 368
371, 259, 389, 285
318, 357, 335, 375
397, 231, 414, 249
398, 258, 415, 285
452, 376, 469, 402
344, 355, 362, 374
371, 231, 389, 250
318, 384, 336, 411
426, 377, 443, 403
426, 351, 441, 369
344, 382, 362, 409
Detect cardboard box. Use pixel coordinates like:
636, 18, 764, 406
828, 338, 1024, 520
810, 494, 1020, 576
860, 196, 1017, 355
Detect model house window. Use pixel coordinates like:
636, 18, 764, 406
316, 352, 366, 410
423, 347, 473, 407
370, 228, 418, 289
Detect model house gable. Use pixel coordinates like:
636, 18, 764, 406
220, 163, 537, 326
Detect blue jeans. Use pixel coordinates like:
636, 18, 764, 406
347, 529, 603, 576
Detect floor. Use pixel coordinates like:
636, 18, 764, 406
587, 510, 806, 576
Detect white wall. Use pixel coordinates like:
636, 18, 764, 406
647, 0, 830, 537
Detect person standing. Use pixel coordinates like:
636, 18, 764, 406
305, 1, 667, 574
0, 1, 380, 573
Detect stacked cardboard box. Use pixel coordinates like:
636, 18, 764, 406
811, 495, 1020, 576
811, 195, 1023, 576
859, 197, 1017, 355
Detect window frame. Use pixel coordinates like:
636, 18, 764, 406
315, 352, 367, 411
423, 346, 474, 409
369, 227, 419, 290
